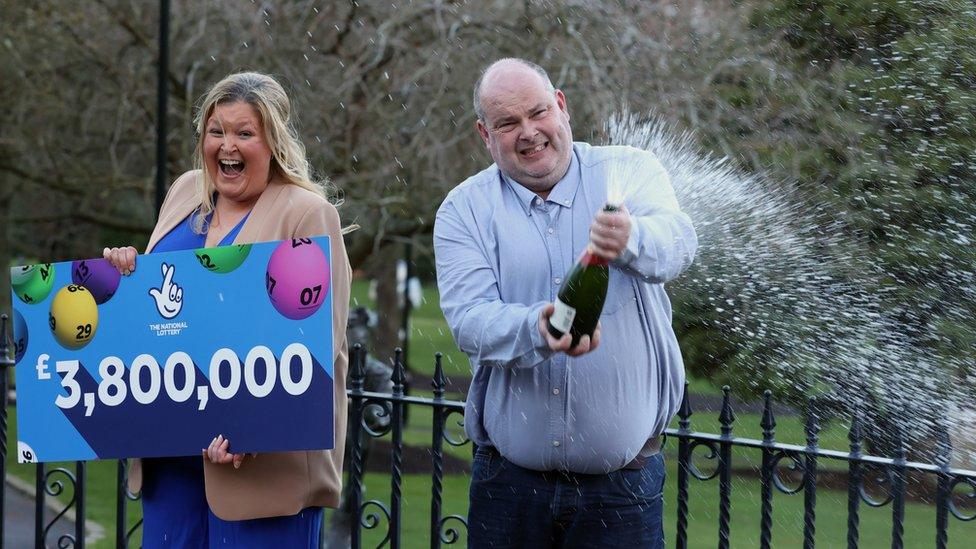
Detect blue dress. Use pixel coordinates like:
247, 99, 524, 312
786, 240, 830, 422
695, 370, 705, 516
141, 209, 322, 548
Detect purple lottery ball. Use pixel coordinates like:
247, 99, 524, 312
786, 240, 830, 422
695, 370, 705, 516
266, 238, 331, 320
12, 309, 28, 364
71, 258, 121, 305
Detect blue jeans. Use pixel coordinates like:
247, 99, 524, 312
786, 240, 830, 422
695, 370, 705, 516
467, 447, 665, 548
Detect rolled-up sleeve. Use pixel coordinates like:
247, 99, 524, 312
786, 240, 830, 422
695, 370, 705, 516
613, 152, 698, 284
434, 196, 553, 369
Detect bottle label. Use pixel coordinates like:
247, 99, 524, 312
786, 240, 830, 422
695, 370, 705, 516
550, 298, 576, 334
579, 248, 609, 267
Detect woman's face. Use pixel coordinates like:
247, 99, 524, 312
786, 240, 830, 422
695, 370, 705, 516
203, 101, 274, 205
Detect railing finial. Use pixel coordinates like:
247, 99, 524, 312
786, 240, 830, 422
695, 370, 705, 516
350, 343, 365, 392
893, 419, 907, 462
848, 404, 863, 457
805, 397, 820, 448
935, 416, 952, 470
678, 381, 692, 431
719, 385, 735, 437
392, 347, 406, 394
761, 390, 776, 443
431, 352, 445, 398
0, 313, 9, 358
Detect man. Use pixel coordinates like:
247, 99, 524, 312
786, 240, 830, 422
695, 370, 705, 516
434, 58, 697, 547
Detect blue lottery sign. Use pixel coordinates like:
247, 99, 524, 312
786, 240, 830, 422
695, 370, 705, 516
9, 237, 335, 463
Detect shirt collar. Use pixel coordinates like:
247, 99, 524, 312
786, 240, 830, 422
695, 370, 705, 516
501, 147, 581, 217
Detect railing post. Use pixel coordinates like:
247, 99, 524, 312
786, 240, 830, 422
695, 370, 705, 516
676, 382, 691, 549
75, 461, 86, 549
847, 407, 863, 549
389, 348, 405, 549
116, 460, 128, 549
34, 463, 45, 549
803, 398, 820, 549
759, 390, 776, 549
718, 386, 735, 549
430, 353, 445, 549
348, 344, 366, 549
0, 314, 10, 549
891, 425, 906, 549
934, 420, 951, 549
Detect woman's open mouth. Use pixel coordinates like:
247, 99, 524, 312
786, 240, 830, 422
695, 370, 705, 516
218, 159, 245, 178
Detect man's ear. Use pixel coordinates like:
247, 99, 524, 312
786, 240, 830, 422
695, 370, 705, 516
477, 119, 490, 148
555, 89, 569, 120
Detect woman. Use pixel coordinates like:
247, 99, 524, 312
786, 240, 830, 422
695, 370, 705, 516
103, 72, 351, 547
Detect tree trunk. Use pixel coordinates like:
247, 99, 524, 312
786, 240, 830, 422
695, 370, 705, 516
369, 246, 400, 367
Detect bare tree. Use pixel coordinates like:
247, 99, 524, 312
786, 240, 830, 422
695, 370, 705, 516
2, 0, 776, 348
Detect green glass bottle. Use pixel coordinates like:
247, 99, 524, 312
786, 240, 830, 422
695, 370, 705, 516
546, 204, 618, 348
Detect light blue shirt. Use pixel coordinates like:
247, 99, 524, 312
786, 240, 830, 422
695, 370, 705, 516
434, 142, 698, 473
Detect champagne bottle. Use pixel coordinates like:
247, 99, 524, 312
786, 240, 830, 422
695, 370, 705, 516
546, 204, 619, 348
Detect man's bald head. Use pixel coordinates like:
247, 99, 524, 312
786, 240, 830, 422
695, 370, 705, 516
472, 58, 573, 194
473, 58, 555, 121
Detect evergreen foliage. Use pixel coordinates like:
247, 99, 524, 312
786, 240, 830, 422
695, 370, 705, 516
673, 0, 975, 404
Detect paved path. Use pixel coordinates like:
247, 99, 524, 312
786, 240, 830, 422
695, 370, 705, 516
3, 475, 92, 548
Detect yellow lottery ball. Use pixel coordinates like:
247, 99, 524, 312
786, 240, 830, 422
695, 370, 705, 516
49, 284, 99, 350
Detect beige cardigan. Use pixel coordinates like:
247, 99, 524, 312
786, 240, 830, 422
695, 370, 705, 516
128, 170, 351, 520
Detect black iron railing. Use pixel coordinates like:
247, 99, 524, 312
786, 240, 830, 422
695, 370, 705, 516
343, 346, 976, 549
346, 347, 469, 549
1, 317, 974, 548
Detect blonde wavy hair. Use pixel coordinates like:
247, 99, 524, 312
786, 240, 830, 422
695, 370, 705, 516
191, 72, 328, 232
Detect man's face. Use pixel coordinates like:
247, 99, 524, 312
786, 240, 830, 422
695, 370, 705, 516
477, 68, 573, 195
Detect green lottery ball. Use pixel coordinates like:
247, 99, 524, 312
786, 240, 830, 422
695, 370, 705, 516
49, 284, 98, 350
10, 265, 37, 286
194, 244, 252, 274
13, 263, 55, 305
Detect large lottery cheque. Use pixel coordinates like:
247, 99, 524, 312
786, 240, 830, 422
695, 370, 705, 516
9, 237, 335, 463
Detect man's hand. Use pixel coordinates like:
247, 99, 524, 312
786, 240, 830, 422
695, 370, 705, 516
589, 205, 632, 261
538, 304, 601, 357
203, 434, 249, 469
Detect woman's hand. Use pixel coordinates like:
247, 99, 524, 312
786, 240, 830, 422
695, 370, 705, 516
204, 434, 249, 469
102, 246, 138, 275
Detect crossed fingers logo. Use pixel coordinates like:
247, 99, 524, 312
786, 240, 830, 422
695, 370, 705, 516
149, 262, 184, 319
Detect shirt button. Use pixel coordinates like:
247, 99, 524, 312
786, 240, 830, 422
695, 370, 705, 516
554, 277, 562, 285
547, 227, 554, 234
552, 388, 560, 395
553, 440, 560, 447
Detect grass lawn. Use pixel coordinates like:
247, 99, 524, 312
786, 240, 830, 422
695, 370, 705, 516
352, 460, 974, 548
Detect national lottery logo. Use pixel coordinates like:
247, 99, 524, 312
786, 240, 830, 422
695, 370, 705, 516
148, 262, 184, 319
